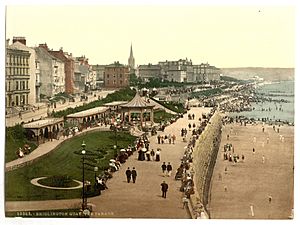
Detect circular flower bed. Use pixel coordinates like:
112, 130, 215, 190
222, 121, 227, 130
37, 175, 79, 188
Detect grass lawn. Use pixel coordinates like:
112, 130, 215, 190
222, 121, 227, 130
5, 131, 136, 201
154, 110, 176, 124
5, 125, 37, 163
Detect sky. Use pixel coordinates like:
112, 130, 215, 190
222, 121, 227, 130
4, 2, 296, 68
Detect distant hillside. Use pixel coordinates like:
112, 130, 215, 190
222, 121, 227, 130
221, 67, 294, 81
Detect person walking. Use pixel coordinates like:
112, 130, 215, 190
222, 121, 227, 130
146, 150, 151, 161
172, 134, 176, 144
161, 162, 167, 176
131, 167, 137, 183
150, 149, 155, 161
155, 149, 161, 161
161, 181, 168, 198
125, 167, 132, 183
167, 162, 173, 177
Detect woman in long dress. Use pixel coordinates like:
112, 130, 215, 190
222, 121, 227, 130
155, 149, 161, 161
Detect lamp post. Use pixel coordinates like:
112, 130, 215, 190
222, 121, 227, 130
114, 121, 117, 149
81, 141, 86, 210
94, 166, 98, 182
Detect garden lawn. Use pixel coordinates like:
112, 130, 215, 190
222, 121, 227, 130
5, 131, 136, 201
154, 110, 175, 123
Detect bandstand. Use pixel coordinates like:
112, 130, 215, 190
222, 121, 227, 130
120, 93, 155, 127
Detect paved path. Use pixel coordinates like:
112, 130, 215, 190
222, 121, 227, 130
6, 107, 211, 219
209, 123, 294, 219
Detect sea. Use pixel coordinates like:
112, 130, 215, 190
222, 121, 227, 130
231, 80, 295, 124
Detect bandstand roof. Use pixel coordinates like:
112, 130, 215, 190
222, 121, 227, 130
23, 118, 64, 129
66, 106, 108, 118
121, 93, 155, 108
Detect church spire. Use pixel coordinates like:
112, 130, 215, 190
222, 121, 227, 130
128, 43, 135, 71
130, 43, 133, 58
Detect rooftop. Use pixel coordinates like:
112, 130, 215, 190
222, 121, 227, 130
121, 93, 155, 108
66, 106, 108, 118
23, 118, 64, 129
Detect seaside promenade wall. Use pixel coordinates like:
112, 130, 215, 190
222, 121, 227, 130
190, 112, 222, 218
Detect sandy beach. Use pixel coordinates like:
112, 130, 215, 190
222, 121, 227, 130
209, 122, 294, 219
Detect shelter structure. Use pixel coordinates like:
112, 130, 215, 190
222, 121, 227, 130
66, 106, 109, 128
23, 118, 64, 145
120, 93, 155, 126
103, 101, 128, 112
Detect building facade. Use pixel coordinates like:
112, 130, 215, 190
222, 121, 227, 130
35, 44, 65, 98
74, 56, 89, 93
104, 62, 129, 88
137, 64, 161, 82
5, 40, 31, 110
10, 37, 37, 105
192, 63, 221, 82
48, 49, 75, 94
159, 58, 192, 82
92, 64, 106, 89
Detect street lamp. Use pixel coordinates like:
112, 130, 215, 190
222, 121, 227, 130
114, 121, 117, 149
81, 141, 86, 210
94, 166, 98, 182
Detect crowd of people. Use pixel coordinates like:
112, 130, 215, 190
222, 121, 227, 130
16, 144, 31, 158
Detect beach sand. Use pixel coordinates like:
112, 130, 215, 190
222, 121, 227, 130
209, 122, 294, 219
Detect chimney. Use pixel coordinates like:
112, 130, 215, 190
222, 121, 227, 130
13, 36, 26, 45
39, 43, 49, 50
6, 39, 10, 46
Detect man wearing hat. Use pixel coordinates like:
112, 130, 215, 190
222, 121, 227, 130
161, 181, 169, 198
131, 167, 137, 183
125, 167, 132, 183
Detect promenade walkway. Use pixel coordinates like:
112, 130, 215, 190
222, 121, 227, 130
6, 107, 211, 219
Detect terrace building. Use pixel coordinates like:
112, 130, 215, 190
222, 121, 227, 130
159, 58, 192, 82
48, 49, 75, 94
5, 40, 31, 110
92, 64, 106, 89
10, 37, 37, 105
35, 44, 65, 98
104, 62, 129, 88
137, 64, 161, 82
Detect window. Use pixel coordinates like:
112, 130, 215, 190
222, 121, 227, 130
107, 74, 109, 78
15, 81, 19, 90
119, 74, 122, 78
16, 96, 19, 106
